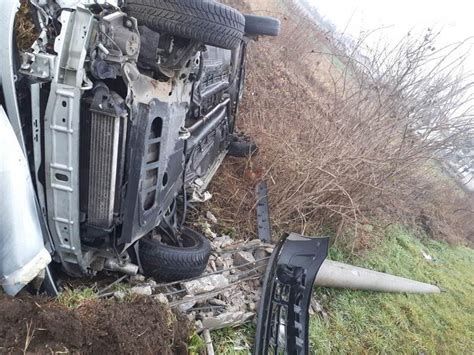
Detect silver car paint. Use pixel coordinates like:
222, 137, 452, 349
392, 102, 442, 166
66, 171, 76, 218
0, 106, 51, 296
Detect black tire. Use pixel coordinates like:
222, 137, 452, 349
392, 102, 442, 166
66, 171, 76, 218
139, 227, 211, 281
228, 140, 258, 157
244, 14, 281, 37
126, 0, 245, 49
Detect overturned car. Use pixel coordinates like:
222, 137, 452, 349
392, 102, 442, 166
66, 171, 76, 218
0, 0, 280, 295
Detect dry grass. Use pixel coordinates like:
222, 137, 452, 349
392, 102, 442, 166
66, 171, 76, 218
15, 1, 38, 51
208, 0, 474, 248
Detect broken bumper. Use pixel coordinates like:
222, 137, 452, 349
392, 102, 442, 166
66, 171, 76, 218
254, 233, 329, 354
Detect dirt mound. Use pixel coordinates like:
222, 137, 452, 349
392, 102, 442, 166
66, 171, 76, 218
0, 295, 190, 354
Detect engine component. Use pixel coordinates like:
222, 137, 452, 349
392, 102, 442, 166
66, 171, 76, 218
104, 259, 139, 275
254, 233, 329, 355
91, 12, 140, 79
100, 12, 140, 60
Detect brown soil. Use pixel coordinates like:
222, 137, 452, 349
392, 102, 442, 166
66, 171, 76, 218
0, 295, 190, 354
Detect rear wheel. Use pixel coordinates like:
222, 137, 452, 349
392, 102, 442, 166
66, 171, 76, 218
244, 14, 281, 37
126, 0, 245, 49
139, 227, 211, 281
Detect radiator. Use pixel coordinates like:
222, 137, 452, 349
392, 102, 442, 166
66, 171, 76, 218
87, 111, 121, 229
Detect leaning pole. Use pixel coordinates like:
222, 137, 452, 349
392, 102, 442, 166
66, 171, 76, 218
314, 260, 441, 294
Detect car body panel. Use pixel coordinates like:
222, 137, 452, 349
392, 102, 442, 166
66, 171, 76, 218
0, 106, 51, 296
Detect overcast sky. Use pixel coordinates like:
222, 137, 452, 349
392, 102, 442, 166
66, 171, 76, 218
312, 0, 474, 63
313, 0, 473, 39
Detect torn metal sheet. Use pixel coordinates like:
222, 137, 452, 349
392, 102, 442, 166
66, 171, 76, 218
255, 233, 329, 355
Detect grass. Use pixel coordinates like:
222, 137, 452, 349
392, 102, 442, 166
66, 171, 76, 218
211, 227, 474, 354
311, 226, 474, 354
211, 323, 255, 354
57, 287, 97, 308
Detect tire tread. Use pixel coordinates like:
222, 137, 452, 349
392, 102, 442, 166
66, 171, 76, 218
126, 0, 245, 49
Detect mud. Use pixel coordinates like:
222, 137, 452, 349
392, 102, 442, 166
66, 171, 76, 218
0, 295, 190, 354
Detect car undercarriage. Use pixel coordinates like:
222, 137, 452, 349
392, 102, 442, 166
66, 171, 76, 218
0, 0, 280, 291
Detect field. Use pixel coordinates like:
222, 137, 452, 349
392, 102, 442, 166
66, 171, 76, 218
311, 228, 474, 354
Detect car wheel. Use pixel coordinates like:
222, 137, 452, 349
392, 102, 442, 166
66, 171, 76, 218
126, 0, 245, 49
244, 14, 281, 37
139, 227, 211, 281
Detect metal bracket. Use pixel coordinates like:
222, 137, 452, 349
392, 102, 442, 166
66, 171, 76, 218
254, 233, 329, 355
44, 8, 94, 271
20, 52, 56, 81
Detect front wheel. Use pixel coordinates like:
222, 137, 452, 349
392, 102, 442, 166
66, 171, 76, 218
139, 227, 211, 281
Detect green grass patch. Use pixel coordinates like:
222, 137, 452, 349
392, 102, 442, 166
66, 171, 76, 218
311, 226, 474, 354
57, 287, 97, 308
211, 323, 255, 354
188, 332, 206, 354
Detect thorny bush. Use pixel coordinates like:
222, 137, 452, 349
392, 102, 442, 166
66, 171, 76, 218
209, 0, 474, 249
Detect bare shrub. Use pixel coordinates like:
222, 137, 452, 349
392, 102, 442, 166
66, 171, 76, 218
209, 0, 474, 247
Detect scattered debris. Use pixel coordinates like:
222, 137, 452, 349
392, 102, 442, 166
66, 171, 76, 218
113, 284, 153, 300
183, 275, 229, 295
130, 285, 153, 296
253, 248, 269, 260
113, 290, 126, 301
202, 221, 218, 239
92, 230, 273, 338
154, 293, 169, 305
202, 329, 215, 355
178, 295, 197, 313
212, 235, 234, 250
206, 211, 218, 224
309, 297, 329, 322
190, 190, 212, 203
201, 311, 255, 331
209, 298, 227, 306
130, 274, 146, 283
234, 251, 256, 267
422, 250, 433, 261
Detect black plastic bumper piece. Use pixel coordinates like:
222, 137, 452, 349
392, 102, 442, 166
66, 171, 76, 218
256, 181, 272, 243
254, 233, 329, 355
